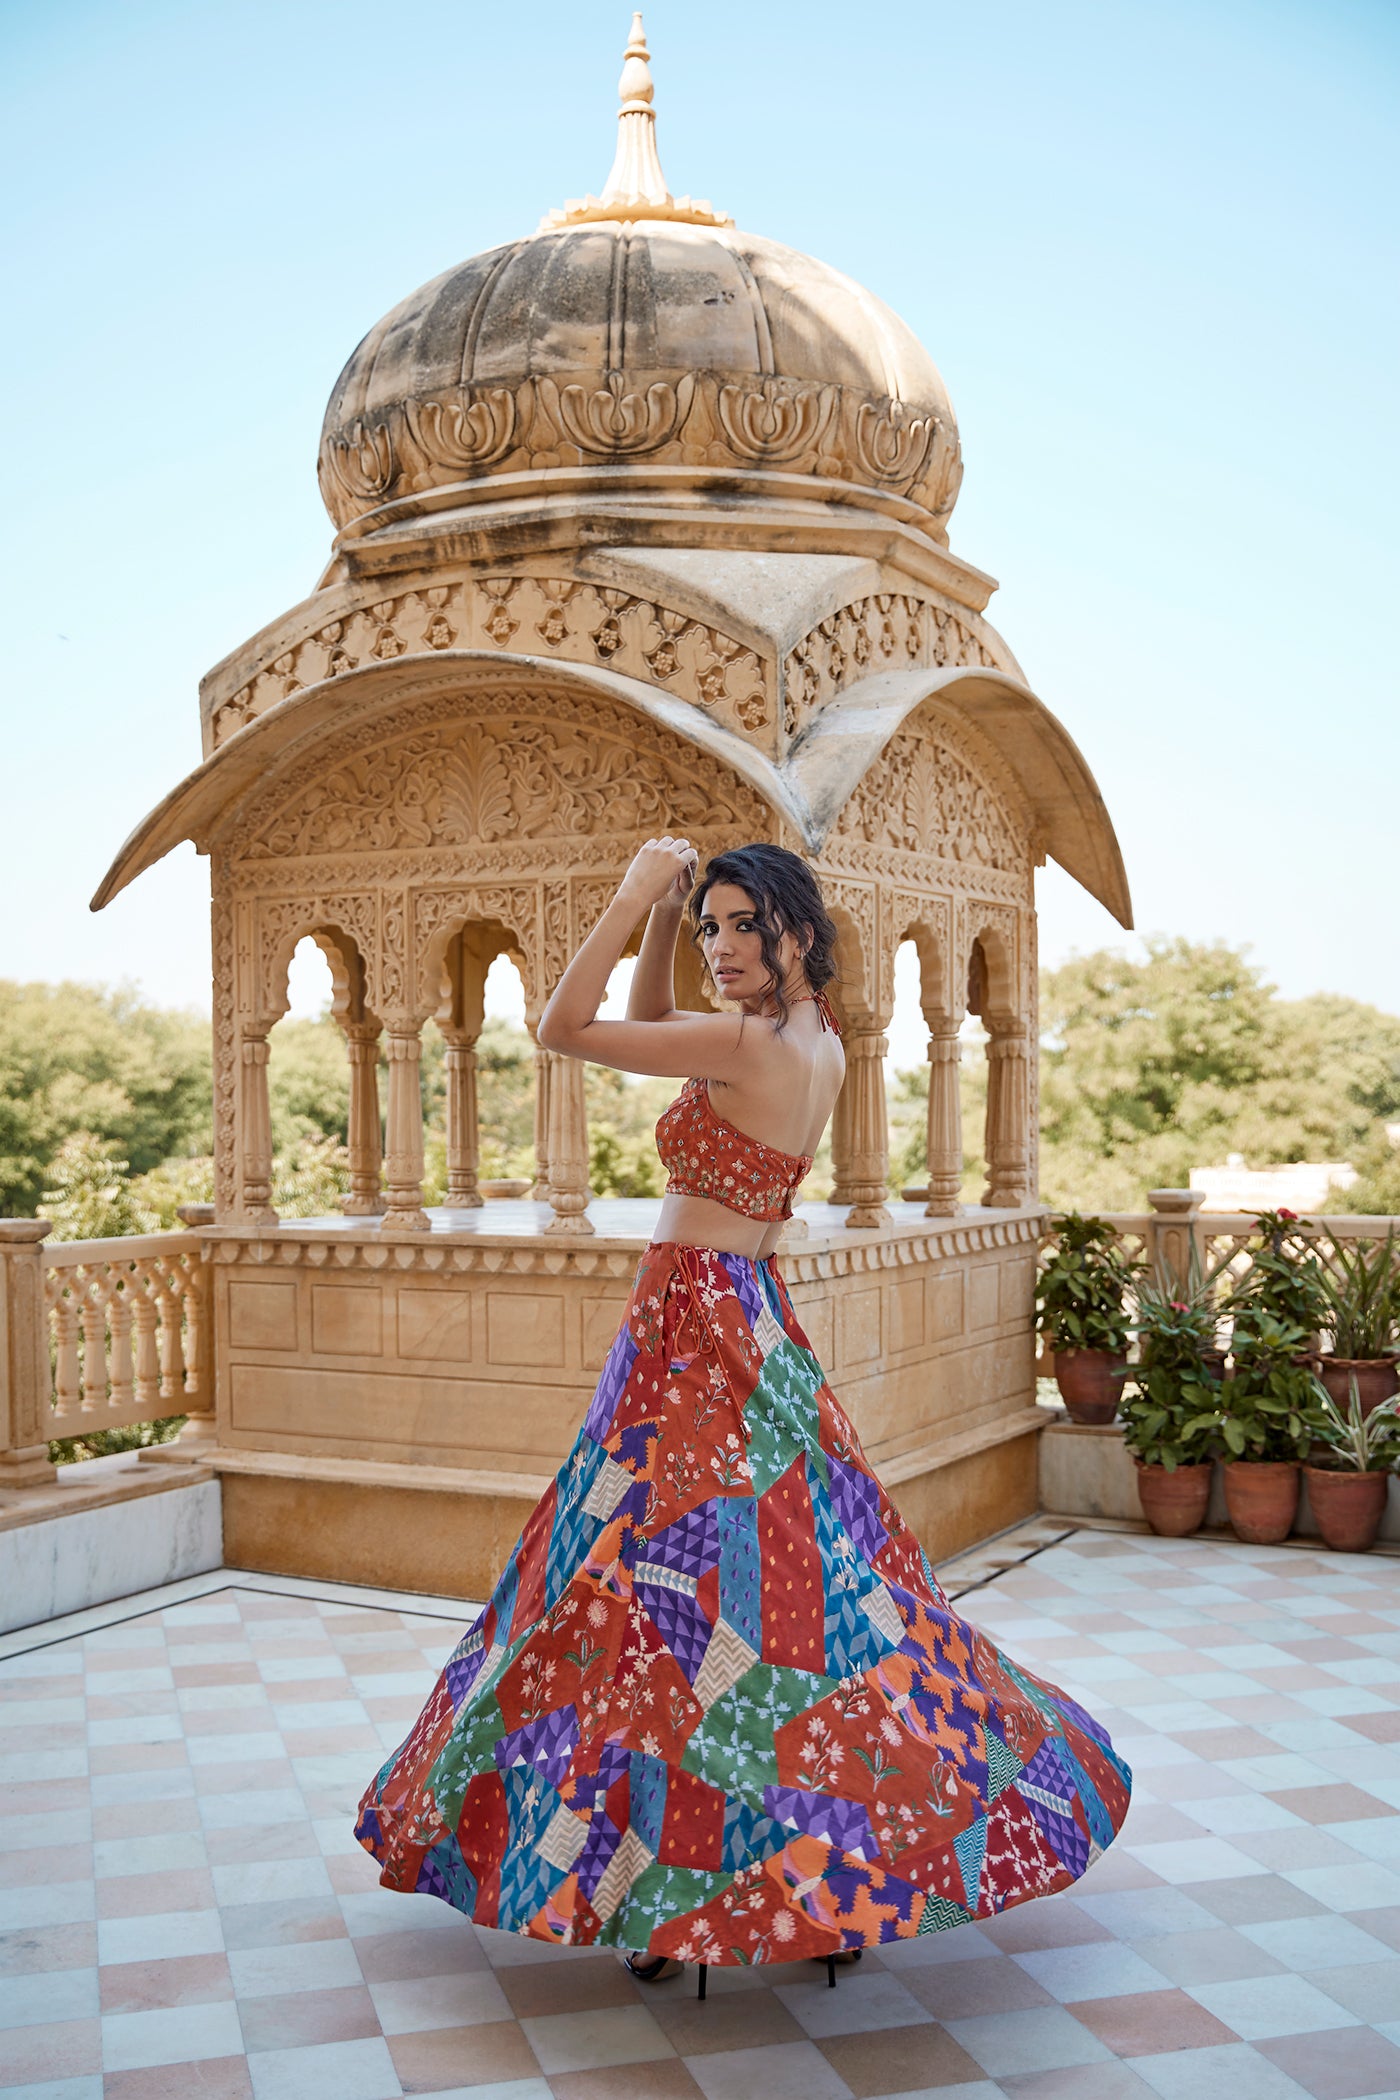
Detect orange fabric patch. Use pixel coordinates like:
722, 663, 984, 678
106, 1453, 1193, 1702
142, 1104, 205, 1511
759, 1457, 824, 1671
659, 1766, 726, 1869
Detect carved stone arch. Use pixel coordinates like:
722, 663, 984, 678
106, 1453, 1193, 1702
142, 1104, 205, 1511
412, 887, 541, 1026
961, 904, 1019, 1022
253, 903, 376, 1033
886, 891, 955, 1026
822, 878, 879, 1026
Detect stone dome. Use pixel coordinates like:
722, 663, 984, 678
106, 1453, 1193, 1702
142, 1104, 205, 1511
317, 23, 962, 547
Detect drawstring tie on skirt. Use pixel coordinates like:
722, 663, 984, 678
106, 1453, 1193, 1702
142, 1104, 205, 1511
669, 1244, 753, 1444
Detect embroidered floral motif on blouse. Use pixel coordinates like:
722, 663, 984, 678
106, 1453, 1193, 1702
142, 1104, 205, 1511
655, 1080, 813, 1222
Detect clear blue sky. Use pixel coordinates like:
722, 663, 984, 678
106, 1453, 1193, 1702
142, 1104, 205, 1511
3, 0, 1397, 1023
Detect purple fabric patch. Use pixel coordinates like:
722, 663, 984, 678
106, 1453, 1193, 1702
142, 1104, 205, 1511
724, 1253, 767, 1335
495, 1705, 580, 1790
822, 1864, 923, 1931
575, 1812, 622, 1899
583, 1327, 639, 1443
1015, 1740, 1091, 1877
636, 1583, 714, 1685
828, 1457, 888, 1563
614, 1419, 658, 1473
765, 1783, 876, 1859
445, 1645, 487, 1711
910, 1678, 989, 1785
644, 1501, 721, 1577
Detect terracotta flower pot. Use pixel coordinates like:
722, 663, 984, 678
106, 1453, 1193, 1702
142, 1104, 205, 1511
1135, 1461, 1211, 1538
1317, 1359, 1400, 1418
1305, 1467, 1389, 1553
1221, 1460, 1299, 1545
1053, 1349, 1128, 1425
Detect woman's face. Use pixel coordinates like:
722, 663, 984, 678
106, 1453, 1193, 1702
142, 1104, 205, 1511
696, 882, 805, 1007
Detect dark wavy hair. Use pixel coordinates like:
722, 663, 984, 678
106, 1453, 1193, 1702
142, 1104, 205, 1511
687, 844, 839, 1030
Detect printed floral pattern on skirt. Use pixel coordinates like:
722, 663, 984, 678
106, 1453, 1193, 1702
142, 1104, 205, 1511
354, 1242, 1131, 1960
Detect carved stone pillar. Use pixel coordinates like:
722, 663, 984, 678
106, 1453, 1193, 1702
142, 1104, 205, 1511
0, 1219, 57, 1486
828, 1075, 856, 1207
341, 1023, 384, 1216
531, 1039, 552, 1202
442, 1030, 483, 1207
843, 1025, 891, 1229
1147, 1188, 1206, 1293
983, 1016, 1032, 1208
924, 1017, 964, 1216
545, 1054, 594, 1236
380, 1020, 430, 1232
239, 1029, 277, 1227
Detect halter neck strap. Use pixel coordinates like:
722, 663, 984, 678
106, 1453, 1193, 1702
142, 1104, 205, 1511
792, 988, 841, 1036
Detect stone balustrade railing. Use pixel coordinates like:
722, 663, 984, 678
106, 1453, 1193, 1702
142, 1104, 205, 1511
0, 1222, 214, 1488
1042, 1188, 1400, 1312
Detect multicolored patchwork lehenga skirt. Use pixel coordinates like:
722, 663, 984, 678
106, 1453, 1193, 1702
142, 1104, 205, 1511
355, 1243, 1130, 1960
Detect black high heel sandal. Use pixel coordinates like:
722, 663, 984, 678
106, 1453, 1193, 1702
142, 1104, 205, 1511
624, 1952, 683, 1982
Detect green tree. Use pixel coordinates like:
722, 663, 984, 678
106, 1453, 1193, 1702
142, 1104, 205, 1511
884, 942, 1400, 1212
0, 981, 210, 1214
42, 1133, 156, 1240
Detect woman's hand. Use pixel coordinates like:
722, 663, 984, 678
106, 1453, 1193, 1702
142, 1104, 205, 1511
618, 837, 698, 912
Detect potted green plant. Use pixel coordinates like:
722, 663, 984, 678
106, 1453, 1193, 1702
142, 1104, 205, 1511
1313, 1231, 1400, 1417
1037, 1213, 1138, 1424
1216, 1307, 1323, 1543
1305, 1376, 1400, 1552
1231, 1209, 1328, 1336
1120, 1276, 1223, 1536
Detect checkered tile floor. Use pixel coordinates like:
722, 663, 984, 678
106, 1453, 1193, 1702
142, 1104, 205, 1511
4, 1526, 1400, 2100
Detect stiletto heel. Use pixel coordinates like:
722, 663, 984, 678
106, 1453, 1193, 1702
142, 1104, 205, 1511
826, 1953, 836, 1988
698, 1962, 708, 2000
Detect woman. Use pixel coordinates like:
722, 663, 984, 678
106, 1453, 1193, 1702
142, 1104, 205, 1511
355, 839, 1130, 1974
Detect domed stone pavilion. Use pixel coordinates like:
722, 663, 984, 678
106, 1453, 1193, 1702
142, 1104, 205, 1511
95, 18, 1129, 1593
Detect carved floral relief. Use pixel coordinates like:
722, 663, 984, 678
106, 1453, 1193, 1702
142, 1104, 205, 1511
315, 374, 963, 536
831, 709, 1030, 875
211, 578, 768, 749
783, 596, 1004, 736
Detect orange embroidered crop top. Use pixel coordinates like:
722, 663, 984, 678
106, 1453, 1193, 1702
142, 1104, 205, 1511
655, 1080, 813, 1222
654, 990, 840, 1223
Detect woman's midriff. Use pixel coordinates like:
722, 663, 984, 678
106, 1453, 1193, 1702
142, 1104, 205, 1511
651, 1191, 777, 1259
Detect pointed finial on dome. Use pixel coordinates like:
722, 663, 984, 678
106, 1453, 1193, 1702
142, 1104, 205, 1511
536, 13, 733, 234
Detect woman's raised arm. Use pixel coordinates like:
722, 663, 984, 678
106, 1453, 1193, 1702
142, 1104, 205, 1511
537, 839, 748, 1080
626, 897, 685, 1024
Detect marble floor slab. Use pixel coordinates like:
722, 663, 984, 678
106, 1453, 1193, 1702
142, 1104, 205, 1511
2, 1526, 1400, 2099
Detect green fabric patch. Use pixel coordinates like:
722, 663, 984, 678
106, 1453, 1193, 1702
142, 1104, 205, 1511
428, 1695, 506, 1821
612, 1862, 734, 1944
682, 1662, 836, 1796
745, 1344, 824, 1496
917, 1891, 972, 1935
985, 1729, 1022, 1804
954, 1817, 987, 1909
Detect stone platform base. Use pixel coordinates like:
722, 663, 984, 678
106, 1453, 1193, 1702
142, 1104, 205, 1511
0, 1457, 222, 1634
216, 1452, 544, 1601
212, 1409, 1044, 1600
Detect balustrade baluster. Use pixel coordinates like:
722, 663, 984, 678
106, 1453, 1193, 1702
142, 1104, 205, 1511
155, 1277, 186, 1404
52, 1287, 82, 1418
79, 1279, 107, 1416
178, 1263, 203, 1400
132, 1285, 161, 1410
107, 1280, 135, 1414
